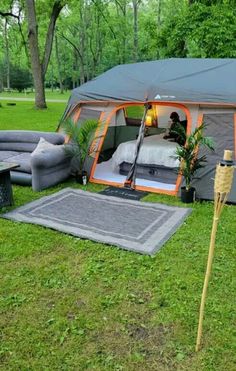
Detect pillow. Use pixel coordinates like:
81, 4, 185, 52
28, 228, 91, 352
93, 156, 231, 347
31, 137, 56, 156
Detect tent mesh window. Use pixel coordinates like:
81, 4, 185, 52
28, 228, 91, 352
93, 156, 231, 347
76, 108, 102, 127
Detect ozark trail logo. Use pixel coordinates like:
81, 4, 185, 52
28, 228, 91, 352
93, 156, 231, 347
155, 94, 176, 99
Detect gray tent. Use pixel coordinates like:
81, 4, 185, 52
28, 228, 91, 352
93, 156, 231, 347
60, 58, 236, 202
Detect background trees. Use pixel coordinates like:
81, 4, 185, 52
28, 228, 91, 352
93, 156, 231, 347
0, 0, 65, 108
157, 1, 236, 58
0, 0, 235, 108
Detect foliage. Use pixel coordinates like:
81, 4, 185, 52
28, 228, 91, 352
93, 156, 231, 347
175, 124, 214, 190
157, 2, 236, 58
0, 89, 70, 100
9, 64, 32, 92
0, 1, 235, 105
62, 118, 100, 173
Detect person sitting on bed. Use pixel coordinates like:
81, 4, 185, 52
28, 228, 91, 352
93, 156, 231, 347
164, 112, 187, 145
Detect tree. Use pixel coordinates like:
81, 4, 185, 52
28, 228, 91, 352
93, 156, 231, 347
4, 18, 10, 89
10, 64, 32, 91
1, 0, 235, 98
0, 0, 65, 108
156, 2, 236, 58
132, 0, 141, 62
25, 0, 65, 108
53, 31, 63, 93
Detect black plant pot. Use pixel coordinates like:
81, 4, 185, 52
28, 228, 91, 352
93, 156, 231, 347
75, 171, 88, 185
181, 187, 196, 203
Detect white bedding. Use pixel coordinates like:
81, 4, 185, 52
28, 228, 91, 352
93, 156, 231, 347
112, 134, 179, 169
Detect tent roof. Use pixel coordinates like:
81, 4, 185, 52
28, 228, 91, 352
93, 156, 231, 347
69, 58, 236, 106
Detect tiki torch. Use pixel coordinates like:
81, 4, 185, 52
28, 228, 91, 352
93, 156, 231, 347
195, 149, 235, 352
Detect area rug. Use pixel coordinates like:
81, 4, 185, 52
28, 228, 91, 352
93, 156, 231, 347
2, 188, 192, 255
100, 186, 148, 201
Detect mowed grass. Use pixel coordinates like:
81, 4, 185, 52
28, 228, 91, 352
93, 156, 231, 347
0, 101, 65, 131
0, 89, 71, 101
0, 102, 236, 370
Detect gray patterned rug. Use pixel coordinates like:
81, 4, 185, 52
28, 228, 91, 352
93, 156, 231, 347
3, 188, 192, 255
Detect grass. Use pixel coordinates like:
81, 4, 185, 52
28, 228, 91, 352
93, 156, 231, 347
0, 101, 65, 131
0, 89, 71, 101
126, 106, 144, 118
0, 103, 236, 370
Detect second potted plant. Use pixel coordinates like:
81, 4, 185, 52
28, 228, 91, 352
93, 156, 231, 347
175, 124, 214, 203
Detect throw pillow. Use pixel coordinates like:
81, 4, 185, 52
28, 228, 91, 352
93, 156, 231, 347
31, 137, 56, 156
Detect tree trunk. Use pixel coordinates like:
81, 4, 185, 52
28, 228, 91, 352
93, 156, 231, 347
79, 2, 86, 84
79, 57, 85, 85
73, 49, 79, 88
26, 0, 46, 108
55, 32, 64, 93
156, 0, 162, 58
157, 0, 161, 28
122, 4, 127, 64
132, 0, 139, 62
115, 1, 127, 64
25, 0, 64, 109
4, 18, 10, 90
34, 68, 46, 109
60, 33, 85, 85
50, 64, 54, 92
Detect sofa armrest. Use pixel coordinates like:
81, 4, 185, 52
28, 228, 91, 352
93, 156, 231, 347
31, 145, 71, 191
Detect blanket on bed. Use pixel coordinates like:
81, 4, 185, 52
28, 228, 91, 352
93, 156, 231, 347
112, 134, 179, 169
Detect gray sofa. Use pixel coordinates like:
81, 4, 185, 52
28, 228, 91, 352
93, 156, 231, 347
0, 130, 71, 191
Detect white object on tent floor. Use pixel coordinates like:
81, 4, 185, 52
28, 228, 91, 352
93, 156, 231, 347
112, 134, 180, 170
93, 159, 176, 191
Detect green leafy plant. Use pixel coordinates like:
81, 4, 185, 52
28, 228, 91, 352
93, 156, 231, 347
175, 124, 214, 191
62, 118, 100, 175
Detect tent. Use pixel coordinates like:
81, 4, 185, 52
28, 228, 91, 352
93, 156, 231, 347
59, 58, 236, 202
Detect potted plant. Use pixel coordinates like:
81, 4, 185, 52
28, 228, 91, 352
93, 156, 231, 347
175, 124, 214, 203
62, 118, 100, 185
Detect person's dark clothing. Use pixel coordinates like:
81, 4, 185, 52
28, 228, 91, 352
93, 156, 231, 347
167, 120, 187, 145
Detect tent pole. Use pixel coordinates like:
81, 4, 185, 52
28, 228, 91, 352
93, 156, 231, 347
124, 102, 150, 189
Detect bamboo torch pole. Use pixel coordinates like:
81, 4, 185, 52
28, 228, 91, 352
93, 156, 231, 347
195, 150, 235, 352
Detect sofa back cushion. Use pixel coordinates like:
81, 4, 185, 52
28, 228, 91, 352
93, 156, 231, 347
0, 142, 37, 152
0, 131, 65, 146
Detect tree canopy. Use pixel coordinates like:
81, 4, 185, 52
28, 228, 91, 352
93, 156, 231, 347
0, 0, 235, 107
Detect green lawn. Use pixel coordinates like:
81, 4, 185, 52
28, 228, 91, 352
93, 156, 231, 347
0, 89, 71, 101
0, 103, 235, 370
0, 101, 65, 131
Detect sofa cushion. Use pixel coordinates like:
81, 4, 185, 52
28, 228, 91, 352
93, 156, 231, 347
0, 131, 65, 145
7, 152, 32, 173
0, 151, 20, 161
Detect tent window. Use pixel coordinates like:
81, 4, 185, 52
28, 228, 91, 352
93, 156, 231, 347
125, 106, 144, 126
125, 106, 159, 128
77, 108, 102, 126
